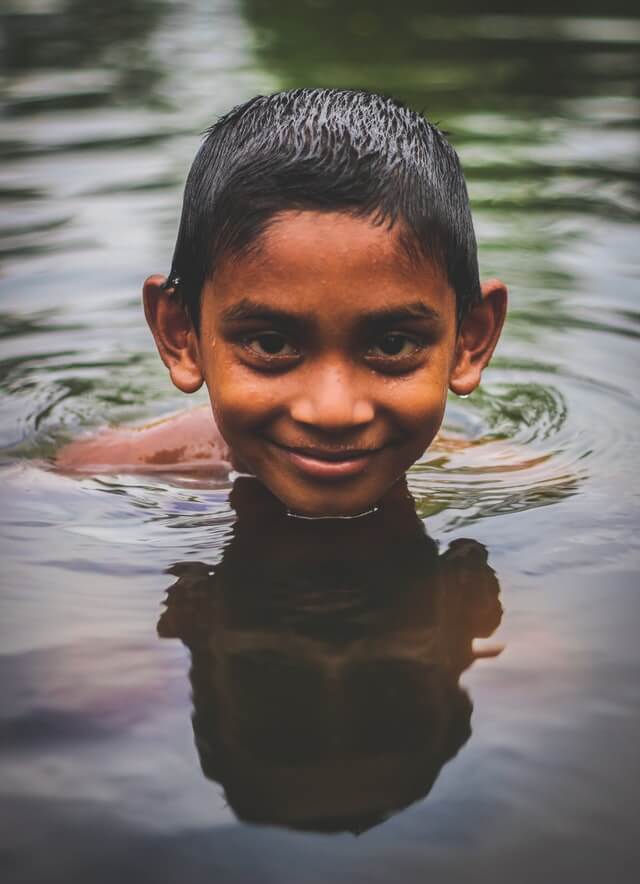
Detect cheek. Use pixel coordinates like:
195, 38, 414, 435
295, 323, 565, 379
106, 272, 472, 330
202, 357, 280, 438
382, 374, 449, 439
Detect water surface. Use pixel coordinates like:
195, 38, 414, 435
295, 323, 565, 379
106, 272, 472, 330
1, 1, 639, 882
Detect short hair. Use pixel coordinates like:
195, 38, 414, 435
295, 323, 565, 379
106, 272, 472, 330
167, 88, 481, 328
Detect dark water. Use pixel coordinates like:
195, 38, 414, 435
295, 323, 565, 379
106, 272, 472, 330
1, 1, 639, 881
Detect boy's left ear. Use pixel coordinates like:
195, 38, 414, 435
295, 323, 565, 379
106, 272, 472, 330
449, 279, 507, 396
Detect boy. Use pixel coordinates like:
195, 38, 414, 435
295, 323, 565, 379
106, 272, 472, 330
58, 88, 507, 518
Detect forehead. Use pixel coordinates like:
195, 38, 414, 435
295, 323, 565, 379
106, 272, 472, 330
204, 210, 455, 320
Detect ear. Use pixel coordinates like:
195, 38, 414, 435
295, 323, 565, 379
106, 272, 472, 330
449, 279, 507, 396
142, 275, 204, 393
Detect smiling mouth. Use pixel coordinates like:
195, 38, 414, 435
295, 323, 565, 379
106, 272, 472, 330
270, 442, 383, 480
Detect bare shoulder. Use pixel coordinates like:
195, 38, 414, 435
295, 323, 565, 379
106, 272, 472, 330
55, 404, 230, 473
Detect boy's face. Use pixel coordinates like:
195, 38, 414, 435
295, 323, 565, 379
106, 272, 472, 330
146, 210, 506, 517
196, 211, 460, 516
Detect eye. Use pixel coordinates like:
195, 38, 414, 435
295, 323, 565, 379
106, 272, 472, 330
367, 333, 424, 359
242, 332, 299, 359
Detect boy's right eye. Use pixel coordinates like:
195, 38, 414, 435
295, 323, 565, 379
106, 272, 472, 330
242, 332, 299, 360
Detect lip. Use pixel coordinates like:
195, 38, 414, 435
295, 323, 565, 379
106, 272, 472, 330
271, 442, 382, 481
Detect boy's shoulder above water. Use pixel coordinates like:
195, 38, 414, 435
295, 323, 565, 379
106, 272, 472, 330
56, 405, 231, 474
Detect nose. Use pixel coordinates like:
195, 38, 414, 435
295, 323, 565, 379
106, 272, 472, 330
289, 361, 375, 432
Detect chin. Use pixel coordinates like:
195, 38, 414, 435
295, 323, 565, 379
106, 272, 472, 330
273, 481, 392, 519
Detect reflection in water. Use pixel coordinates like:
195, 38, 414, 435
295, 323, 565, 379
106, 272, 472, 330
4, 0, 167, 106
242, 0, 640, 110
158, 479, 502, 833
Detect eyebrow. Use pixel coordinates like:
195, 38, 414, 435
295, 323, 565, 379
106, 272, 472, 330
221, 299, 310, 326
220, 298, 442, 326
363, 302, 442, 325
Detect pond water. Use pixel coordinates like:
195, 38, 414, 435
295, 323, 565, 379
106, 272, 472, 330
1, 1, 639, 881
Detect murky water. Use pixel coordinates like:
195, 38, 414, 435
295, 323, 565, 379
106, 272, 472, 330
1, 1, 639, 881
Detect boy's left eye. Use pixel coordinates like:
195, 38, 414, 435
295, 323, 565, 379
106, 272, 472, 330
367, 333, 423, 359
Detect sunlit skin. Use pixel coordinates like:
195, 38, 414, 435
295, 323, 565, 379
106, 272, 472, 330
57, 211, 506, 516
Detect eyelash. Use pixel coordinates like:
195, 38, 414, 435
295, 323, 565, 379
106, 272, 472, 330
239, 332, 299, 363
366, 333, 426, 361
238, 331, 427, 371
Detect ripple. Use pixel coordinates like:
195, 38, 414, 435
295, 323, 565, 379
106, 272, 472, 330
409, 370, 640, 531
459, 383, 569, 443
70, 472, 236, 559
0, 311, 86, 341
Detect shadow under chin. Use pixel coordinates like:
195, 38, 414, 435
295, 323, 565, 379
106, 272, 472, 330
158, 478, 503, 834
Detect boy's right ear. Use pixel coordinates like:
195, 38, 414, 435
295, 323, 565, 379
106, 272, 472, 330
142, 275, 204, 393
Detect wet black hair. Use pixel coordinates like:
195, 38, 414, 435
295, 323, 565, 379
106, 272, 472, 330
167, 88, 481, 329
